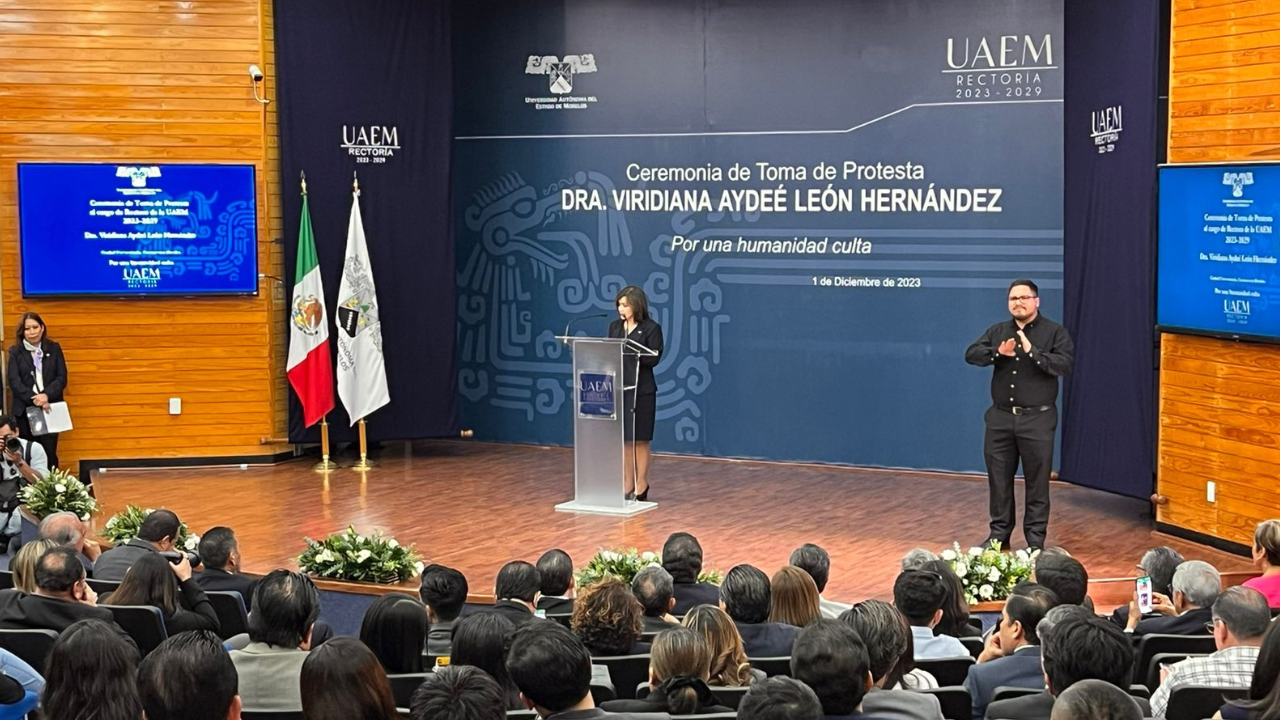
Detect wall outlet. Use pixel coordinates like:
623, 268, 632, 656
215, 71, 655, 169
1207, 481, 1216, 503
169, 398, 181, 415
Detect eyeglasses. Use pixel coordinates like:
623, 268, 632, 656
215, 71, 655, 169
1204, 620, 1220, 633
1008, 295, 1038, 303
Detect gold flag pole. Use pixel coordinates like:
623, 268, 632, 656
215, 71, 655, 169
351, 418, 375, 470
313, 417, 339, 472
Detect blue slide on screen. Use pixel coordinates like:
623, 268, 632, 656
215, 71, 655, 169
18, 163, 258, 296
1158, 164, 1280, 341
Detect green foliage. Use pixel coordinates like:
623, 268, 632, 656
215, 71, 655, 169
940, 540, 1036, 605
19, 467, 98, 521
576, 547, 722, 588
297, 526, 423, 584
100, 504, 199, 552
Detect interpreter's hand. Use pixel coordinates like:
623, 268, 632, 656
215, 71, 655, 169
1126, 589, 1143, 631
78, 582, 98, 607
82, 538, 102, 561
998, 338, 1017, 357
1016, 330, 1032, 354
32, 394, 49, 410
1150, 591, 1176, 616
978, 630, 1005, 663
169, 553, 193, 582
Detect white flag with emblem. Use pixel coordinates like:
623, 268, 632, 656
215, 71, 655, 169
335, 181, 390, 423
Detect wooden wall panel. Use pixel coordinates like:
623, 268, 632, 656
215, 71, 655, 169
0, 0, 287, 472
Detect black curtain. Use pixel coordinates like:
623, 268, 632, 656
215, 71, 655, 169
1060, 0, 1161, 498
274, 0, 458, 442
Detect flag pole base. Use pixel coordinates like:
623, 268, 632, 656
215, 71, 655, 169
313, 458, 340, 473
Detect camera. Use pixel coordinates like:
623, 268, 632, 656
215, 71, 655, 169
160, 550, 201, 568
3, 437, 19, 454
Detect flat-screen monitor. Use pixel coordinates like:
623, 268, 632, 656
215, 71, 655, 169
1157, 163, 1280, 342
18, 163, 259, 297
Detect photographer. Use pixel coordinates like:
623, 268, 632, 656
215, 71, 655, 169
0, 414, 47, 554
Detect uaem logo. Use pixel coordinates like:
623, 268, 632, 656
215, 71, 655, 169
524, 54, 598, 110
1223, 171, 1255, 208
944, 33, 1055, 100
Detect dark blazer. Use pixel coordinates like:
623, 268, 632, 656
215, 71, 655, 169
642, 614, 680, 634
963, 645, 1044, 720
7, 340, 67, 413
92, 538, 159, 582
671, 581, 721, 616
195, 568, 259, 603
0, 589, 133, 645
538, 596, 574, 615
1132, 606, 1213, 639
735, 621, 800, 658
544, 708, 671, 720
607, 317, 663, 395
986, 690, 1152, 720
589, 641, 651, 657
101, 578, 219, 635
492, 600, 538, 626
601, 677, 732, 715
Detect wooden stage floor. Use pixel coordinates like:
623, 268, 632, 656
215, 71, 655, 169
90, 441, 1253, 603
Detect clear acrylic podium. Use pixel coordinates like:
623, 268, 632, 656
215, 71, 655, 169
554, 335, 659, 516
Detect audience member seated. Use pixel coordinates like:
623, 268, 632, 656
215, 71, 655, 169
450, 611, 523, 710
739, 676, 825, 720
0, 546, 131, 642
964, 583, 1058, 720
1033, 553, 1090, 607
790, 618, 889, 720
1109, 546, 1184, 629
840, 600, 943, 720
1244, 519, 1280, 608
419, 563, 468, 656
37, 511, 100, 573
791, 543, 851, 618
770, 565, 822, 628
0, 648, 40, 697
900, 548, 939, 571
92, 508, 184, 582
493, 560, 541, 626
1050, 679, 1143, 720
920, 559, 982, 639
892, 569, 969, 659
572, 576, 650, 656
410, 665, 506, 720
40, 618, 143, 720
987, 612, 1139, 720
505, 620, 658, 720
10, 538, 55, 593
664, 531, 720, 615
682, 604, 764, 685
1127, 559, 1220, 637
194, 526, 259, 602
1149, 586, 1270, 719
1215, 618, 1280, 720
721, 564, 801, 658
0, 673, 36, 720
138, 630, 241, 720
102, 551, 220, 635
300, 636, 400, 720
360, 592, 428, 674
879, 610, 938, 691
229, 569, 319, 713
601, 627, 734, 715
537, 549, 576, 615
633, 565, 680, 633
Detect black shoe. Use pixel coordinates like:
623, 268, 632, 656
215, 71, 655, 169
981, 537, 1008, 551
625, 490, 636, 502
636, 486, 649, 502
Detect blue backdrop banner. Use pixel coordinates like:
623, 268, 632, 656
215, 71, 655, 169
455, 0, 1064, 472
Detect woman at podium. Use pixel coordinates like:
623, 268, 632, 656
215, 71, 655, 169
608, 285, 663, 501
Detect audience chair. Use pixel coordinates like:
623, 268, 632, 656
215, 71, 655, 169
1127, 683, 1151, 700
594, 654, 652, 699
0, 628, 57, 672
387, 673, 429, 708
591, 682, 617, 702
966, 617, 984, 632
640, 630, 660, 642
1164, 685, 1248, 720
545, 613, 572, 628
918, 686, 972, 720
204, 590, 250, 639
86, 577, 120, 596
681, 714, 737, 719
422, 653, 443, 669
748, 656, 791, 677
241, 713, 305, 720
708, 685, 750, 709
991, 685, 1040, 703
0, 571, 12, 591
505, 712, 537, 720
1133, 633, 1215, 691
915, 656, 976, 687
1144, 651, 1209, 693
959, 636, 984, 659
103, 605, 168, 656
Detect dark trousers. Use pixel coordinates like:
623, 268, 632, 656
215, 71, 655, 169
15, 410, 58, 470
983, 404, 1056, 548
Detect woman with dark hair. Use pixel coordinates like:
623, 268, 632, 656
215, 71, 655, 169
7, 311, 67, 468
768, 566, 821, 628
921, 559, 981, 638
1217, 621, 1280, 719
681, 604, 763, 686
359, 592, 427, 674
301, 636, 399, 720
602, 628, 733, 715
571, 577, 650, 656
102, 552, 219, 635
451, 611, 523, 710
607, 285, 663, 501
41, 618, 144, 720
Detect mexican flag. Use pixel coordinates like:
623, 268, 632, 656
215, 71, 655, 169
286, 192, 335, 427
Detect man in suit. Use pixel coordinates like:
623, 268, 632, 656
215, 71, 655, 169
739, 677, 825, 720
1050, 680, 1144, 720
410, 665, 505, 720
493, 560, 541, 627
791, 544, 852, 619
632, 565, 680, 634
0, 546, 132, 643
194, 526, 258, 602
790, 620, 893, 720
38, 511, 100, 575
843, 600, 945, 720
663, 532, 720, 615
987, 614, 1148, 720
138, 630, 241, 720
721, 564, 800, 658
228, 569, 319, 713
536, 549, 575, 615
1108, 547, 1184, 629
965, 583, 1058, 720
420, 564, 468, 656
92, 508, 184, 582
505, 621, 665, 720
1125, 560, 1220, 638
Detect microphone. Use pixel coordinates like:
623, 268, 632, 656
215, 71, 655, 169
563, 313, 610, 342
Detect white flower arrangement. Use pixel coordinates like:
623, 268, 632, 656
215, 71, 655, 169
19, 468, 98, 521
297, 526, 422, 584
940, 540, 1036, 605
577, 547, 722, 588
100, 505, 198, 549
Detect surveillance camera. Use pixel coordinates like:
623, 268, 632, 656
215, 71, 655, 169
248, 65, 264, 83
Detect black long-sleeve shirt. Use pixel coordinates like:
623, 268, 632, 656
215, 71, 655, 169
965, 314, 1074, 408
608, 318, 663, 395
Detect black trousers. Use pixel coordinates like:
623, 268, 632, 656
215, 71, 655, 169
983, 404, 1056, 548
14, 410, 58, 471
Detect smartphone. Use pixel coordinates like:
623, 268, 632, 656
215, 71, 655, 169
1136, 575, 1153, 614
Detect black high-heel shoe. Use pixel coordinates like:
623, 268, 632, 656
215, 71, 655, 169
625, 490, 636, 502
636, 486, 649, 502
